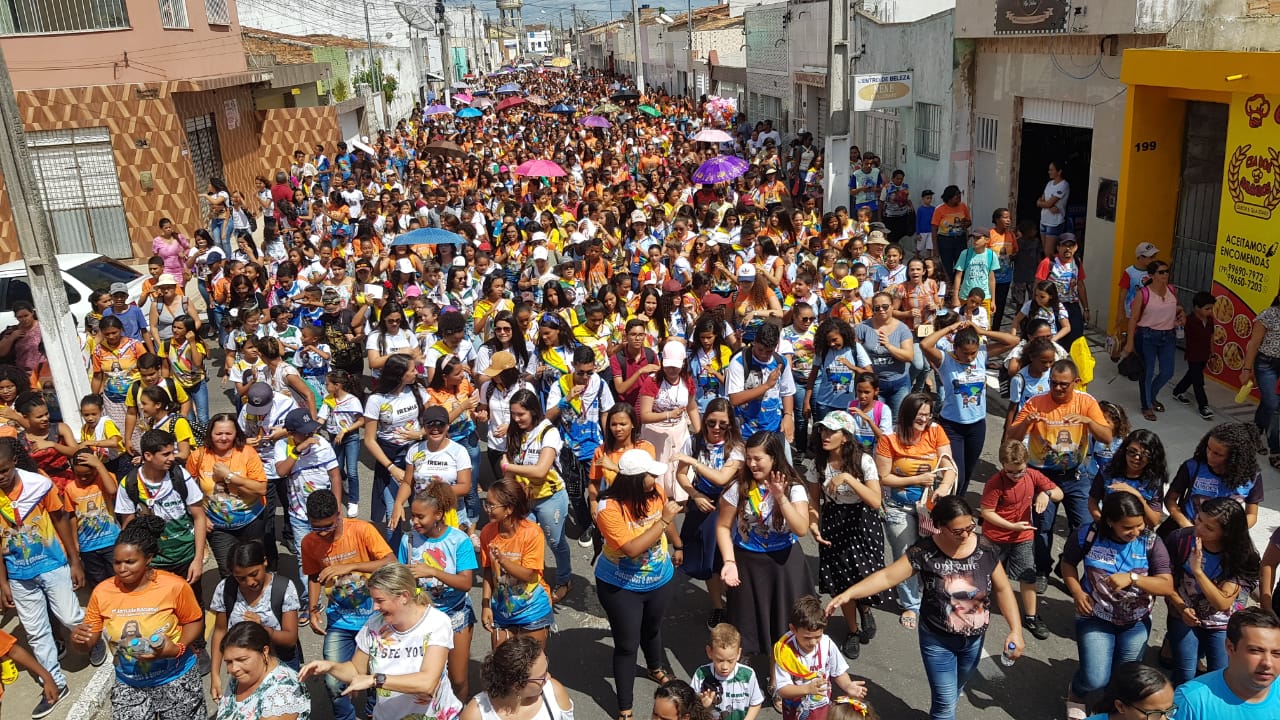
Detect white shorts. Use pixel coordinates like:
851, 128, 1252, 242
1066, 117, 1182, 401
917, 232, 934, 251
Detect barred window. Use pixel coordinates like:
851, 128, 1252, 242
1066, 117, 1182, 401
0, 0, 129, 35
915, 102, 942, 160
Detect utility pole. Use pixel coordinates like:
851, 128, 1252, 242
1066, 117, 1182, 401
686, 0, 693, 96
631, 0, 644, 91
0, 48, 90, 425
558, 10, 565, 56
439, 2, 452, 104
573, 3, 580, 72
823, 0, 853, 213
363, 0, 388, 129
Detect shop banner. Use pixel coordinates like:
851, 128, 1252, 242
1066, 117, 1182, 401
994, 0, 1069, 35
1210, 92, 1280, 388
853, 72, 912, 112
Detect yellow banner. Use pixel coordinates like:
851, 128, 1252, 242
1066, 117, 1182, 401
1210, 92, 1280, 386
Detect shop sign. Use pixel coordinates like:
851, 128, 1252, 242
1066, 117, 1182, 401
1210, 92, 1280, 387
994, 0, 1069, 34
853, 72, 911, 111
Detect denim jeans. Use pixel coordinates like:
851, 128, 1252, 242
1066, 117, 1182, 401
939, 416, 986, 498
1168, 617, 1229, 686
1032, 466, 1091, 576
288, 515, 312, 611
883, 502, 921, 612
335, 432, 362, 506
530, 488, 572, 587
1071, 615, 1151, 697
1138, 327, 1177, 411
918, 625, 984, 720
186, 380, 209, 429
11, 564, 82, 688
1253, 354, 1280, 454
455, 431, 483, 529
879, 375, 911, 418
323, 626, 363, 720
210, 216, 232, 255
373, 438, 411, 536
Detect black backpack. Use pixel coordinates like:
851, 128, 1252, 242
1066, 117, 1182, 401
123, 464, 192, 513
221, 574, 304, 663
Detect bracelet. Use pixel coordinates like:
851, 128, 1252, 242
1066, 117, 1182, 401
172, 641, 187, 657
724, 559, 737, 564
673, 545, 684, 551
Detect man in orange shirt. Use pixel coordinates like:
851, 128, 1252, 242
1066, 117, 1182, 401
1007, 360, 1112, 592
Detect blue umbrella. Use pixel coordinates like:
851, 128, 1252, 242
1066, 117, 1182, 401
549, 103, 574, 114
496, 82, 521, 93
390, 228, 465, 247
458, 107, 483, 119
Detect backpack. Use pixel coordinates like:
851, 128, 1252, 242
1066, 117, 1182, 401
614, 348, 657, 382
129, 377, 181, 409
123, 464, 192, 512
221, 574, 303, 663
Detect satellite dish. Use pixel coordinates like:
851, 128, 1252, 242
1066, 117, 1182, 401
395, 1, 435, 29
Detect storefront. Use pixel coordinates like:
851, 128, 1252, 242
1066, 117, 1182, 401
1117, 49, 1280, 390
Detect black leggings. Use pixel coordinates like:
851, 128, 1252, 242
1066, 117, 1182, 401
596, 579, 675, 712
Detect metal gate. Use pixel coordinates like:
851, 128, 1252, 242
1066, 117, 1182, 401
184, 114, 223, 224
864, 109, 899, 166
26, 127, 132, 259
1170, 102, 1228, 307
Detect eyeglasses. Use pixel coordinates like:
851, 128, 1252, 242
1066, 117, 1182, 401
943, 522, 978, 538
1050, 380, 1075, 388
309, 518, 340, 534
1125, 448, 1150, 459
1004, 468, 1027, 479
524, 672, 550, 687
482, 500, 506, 511
872, 304, 892, 312
1122, 702, 1177, 720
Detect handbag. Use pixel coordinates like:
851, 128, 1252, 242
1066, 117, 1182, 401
915, 456, 956, 536
1117, 351, 1144, 382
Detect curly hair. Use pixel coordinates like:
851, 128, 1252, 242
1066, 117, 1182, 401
811, 317, 856, 365
116, 514, 165, 560
1105, 429, 1168, 499
479, 635, 545, 700
734, 431, 804, 537
1193, 422, 1261, 489
654, 679, 713, 720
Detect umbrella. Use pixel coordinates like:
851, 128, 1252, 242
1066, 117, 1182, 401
525, 94, 549, 106
550, 57, 572, 68
390, 228, 465, 247
637, 104, 662, 117
423, 104, 453, 116
471, 97, 494, 108
691, 155, 750, 185
496, 82, 521, 93
451, 81, 469, 89
592, 102, 622, 114
549, 103, 574, 114
452, 93, 474, 104
457, 107, 483, 119
472, 89, 491, 96
496, 96, 525, 111
422, 140, 468, 158
346, 135, 377, 156
514, 159, 567, 177
611, 89, 640, 102
693, 128, 733, 143
580, 115, 611, 128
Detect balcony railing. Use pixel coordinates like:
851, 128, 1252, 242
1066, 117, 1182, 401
0, 0, 130, 35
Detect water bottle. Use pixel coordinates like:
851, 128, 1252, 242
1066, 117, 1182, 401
147, 632, 166, 654
1000, 642, 1017, 667
1, 658, 17, 685
1176, 324, 1185, 340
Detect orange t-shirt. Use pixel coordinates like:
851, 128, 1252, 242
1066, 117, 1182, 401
300, 518, 393, 579
876, 425, 951, 504
0, 629, 14, 698
596, 485, 666, 551
479, 518, 551, 605
931, 202, 971, 238
185, 445, 268, 529
590, 440, 657, 491
84, 570, 202, 685
1013, 390, 1109, 472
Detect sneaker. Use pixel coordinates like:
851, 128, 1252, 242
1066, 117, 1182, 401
197, 646, 212, 676
707, 607, 725, 630
31, 685, 67, 720
1200, 406, 1215, 420
346, 503, 359, 518
89, 637, 108, 667
1025, 615, 1050, 640
839, 633, 861, 660
576, 527, 594, 548
1173, 392, 1191, 405
55, 638, 65, 660
1035, 575, 1048, 594
1065, 699, 1089, 720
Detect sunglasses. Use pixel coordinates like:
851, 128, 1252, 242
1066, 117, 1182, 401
872, 304, 892, 312
797, 316, 815, 323
944, 521, 978, 538
425, 421, 448, 430
309, 519, 340, 534
706, 420, 731, 429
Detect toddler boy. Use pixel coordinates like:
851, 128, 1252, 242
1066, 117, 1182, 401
691, 623, 764, 720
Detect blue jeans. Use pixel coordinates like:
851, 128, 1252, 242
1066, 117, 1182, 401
288, 515, 311, 610
1168, 617, 1229, 685
1138, 327, 1177, 411
373, 438, 411, 536
186, 380, 209, 429
1071, 615, 1151, 697
10, 564, 82, 688
918, 625, 984, 720
455, 432, 483, 529
530, 488, 572, 587
210, 216, 232, 254
1253, 354, 1280, 454
878, 375, 911, 418
939, 416, 986, 498
323, 626, 363, 720
1033, 466, 1091, 576
883, 502, 921, 612
335, 432, 362, 506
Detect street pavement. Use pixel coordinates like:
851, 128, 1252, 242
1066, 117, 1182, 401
8, 331, 1280, 720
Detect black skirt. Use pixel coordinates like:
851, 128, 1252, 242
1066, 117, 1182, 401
726, 543, 815, 656
817, 501, 888, 604
679, 501, 721, 581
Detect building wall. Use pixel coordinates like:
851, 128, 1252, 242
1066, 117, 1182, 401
259, 106, 342, 176
868, 0, 957, 24
955, 0, 1146, 37
694, 27, 745, 68
314, 47, 352, 99
2, 0, 246, 91
744, 5, 790, 130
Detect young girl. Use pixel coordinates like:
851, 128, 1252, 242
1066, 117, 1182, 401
478, 477, 555, 650
397, 484, 478, 700
1012, 280, 1071, 344
266, 305, 303, 361
78, 393, 126, 477
1164, 497, 1260, 685
137, 384, 195, 462
209, 539, 302, 695
164, 314, 207, 432
652, 680, 714, 720
320, 370, 365, 518
224, 305, 266, 378
1006, 337, 1057, 434
228, 333, 268, 403
959, 287, 990, 330
64, 449, 120, 586
296, 324, 331, 405
1081, 401, 1129, 498
1088, 429, 1168, 530
589, 403, 657, 517
16, 391, 77, 488
923, 257, 948, 311
848, 372, 892, 451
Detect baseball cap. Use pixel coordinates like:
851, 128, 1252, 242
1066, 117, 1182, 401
532, 246, 549, 261
702, 292, 730, 310
110, 282, 129, 296
921, 189, 935, 197
422, 406, 450, 427
530, 231, 548, 244
630, 210, 647, 224
283, 408, 321, 435
452, 256, 467, 267
1136, 242, 1159, 258
617, 448, 667, 477
868, 230, 889, 246
817, 410, 858, 435
322, 288, 343, 305
841, 275, 859, 291
737, 264, 757, 282
1057, 233, 1078, 246
156, 273, 178, 287
662, 278, 683, 294
661, 340, 686, 368
245, 382, 274, 411
481, 350, 517, 376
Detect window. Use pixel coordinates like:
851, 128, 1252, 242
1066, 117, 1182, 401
158, 0, 188, 28
0, 0, 129, 35
976, 115, 998, 154
204, 0, 229, 24
26, 128, 132, 259
915, 102, 942, 160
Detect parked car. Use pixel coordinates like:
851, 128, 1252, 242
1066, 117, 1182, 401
0, 253, 146, 331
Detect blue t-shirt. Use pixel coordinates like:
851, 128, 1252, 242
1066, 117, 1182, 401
1009, 367, 1050, 411
723, 481, 806, 553
1064, 524, 1169, 625
811, 347, 868, 409
102, 304, 148, 342
955, 248, 997, 300
1081, 437, 1123, 488
937, 347, 988, 424
397, 526, 479, 614
725, 350, 796, 437
855, 320, 913, 385
915, 205, 936, 235
1174, 669, 1280, 720
1173, 459, 1264, 524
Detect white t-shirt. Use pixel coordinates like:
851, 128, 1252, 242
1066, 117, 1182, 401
1040, 179, 1069, 229
364, 387, 425, 443
340, 189, 364, 218
239, 394, 300, 480
320, 393, 365, 436
114, 466, 204, 519
547, 374, 615, 424
771, 634, 849, 714
481, 380, 535, 453
210, 575, 301, 631
406, 439, 472, 493
809, 453, 879, 505
356, 607, 462, 720
366, 330, 419, 378
274, 436, 339, 520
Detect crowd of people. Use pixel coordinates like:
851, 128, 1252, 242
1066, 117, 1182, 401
0, 66, 1276, 720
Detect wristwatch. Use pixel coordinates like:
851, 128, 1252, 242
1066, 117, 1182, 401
374, 673, 387, 689
1129, 572, 1140, 586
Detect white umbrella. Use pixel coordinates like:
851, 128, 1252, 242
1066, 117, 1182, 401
693, 128, 733, 143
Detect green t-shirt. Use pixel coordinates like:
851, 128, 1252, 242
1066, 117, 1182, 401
955, 248, 997, 301
690, 663, 765, 720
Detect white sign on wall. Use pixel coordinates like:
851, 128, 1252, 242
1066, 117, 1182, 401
853, 71, 913, 111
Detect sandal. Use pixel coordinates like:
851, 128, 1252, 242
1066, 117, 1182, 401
551, 581, 573, 603
646, 667, 672, 685
770, 688, 784, 713
1269, 455, 1280, 471
1153, 401, 1166, 412
619, 711, 634, 720
899, 611, 918, 630
1142, 409, 1157, 422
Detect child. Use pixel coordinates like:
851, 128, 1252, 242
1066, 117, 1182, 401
136, 384, 195, 463
978, 440, 1063, 641
293, 284, 325, 328
228, 334, 268, 403
78, 394, 126, 477
0, 629, 63, 714
847, 373, 891, 451
959, 287, 991, 330
923, 257, 948, 310
1081, 401, 1129, 490
773, 596, 867, 720
320, 370, 365, 518
266, 305, 303, 363
914, 189, 936, 259
396, 484, 478, 700
829, 698, 879, 720
691, 623, 764, 720
296, 324, 331, 404
1171, 291, 1215, 420
654, 680, 715, 720
16, 391, 77, 489
64, 449, 120, 586
274, 408, 340, 624
1119, 243, 1159, 321
1008, 219, 1042, 328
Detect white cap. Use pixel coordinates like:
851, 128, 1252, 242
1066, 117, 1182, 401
737, 264, 757, 281
452, 256, 467, 267
531, 231, 548, 243
364, 283, 384, 300
661, 340, 686, 368
617, 448, 667, 476
630, 209, 647, 224
570, 231, 587, 245
532, 246, 549, 261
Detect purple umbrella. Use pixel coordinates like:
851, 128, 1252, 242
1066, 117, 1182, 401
580, 115, 611, 128
423, 104, 453, 116
691, 155, 750, 184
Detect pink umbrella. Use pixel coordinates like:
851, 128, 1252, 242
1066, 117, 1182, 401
580, 115, 611, 128
514, 159, 567, 177
471, 97, 494, 108
497, 96, 525, 111
693, 128, 733, 143
453, 93, 474, 104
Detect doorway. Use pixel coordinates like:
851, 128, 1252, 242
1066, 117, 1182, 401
1016, 121, 1093, 254
1170, 102, 1228, 306
184, 113, 224, 224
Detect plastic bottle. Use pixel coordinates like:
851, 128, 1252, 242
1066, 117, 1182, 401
0, 658, 17, 685
1000, 642, 1017, 667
